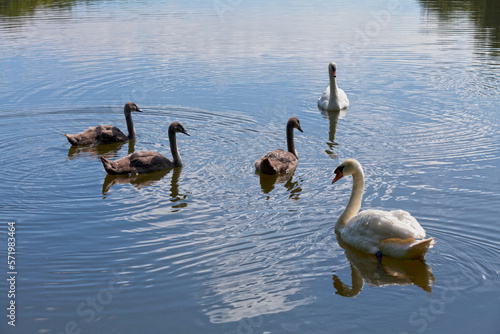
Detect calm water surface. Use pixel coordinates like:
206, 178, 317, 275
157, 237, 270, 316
1, 0, 499, 333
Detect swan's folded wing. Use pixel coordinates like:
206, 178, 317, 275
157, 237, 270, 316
96, 125, 127, 143
318, 85, 330, 109
129, 151, 171, 169
265, 149, 297, 164
68, 126, 100, 145
261, 150, 298, 174
129, 151, 155, 166
345, 210, 426, 244
338, 88, 350, 109
388, 210, 426, 238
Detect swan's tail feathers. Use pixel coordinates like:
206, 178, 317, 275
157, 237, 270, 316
64, 133, 78, 146
407, 238, 435, 260
259, 158, 277, 175
100, 156, 118, 175
380, 237, 435, 260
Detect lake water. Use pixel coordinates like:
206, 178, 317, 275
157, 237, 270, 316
1, 0, 500, 333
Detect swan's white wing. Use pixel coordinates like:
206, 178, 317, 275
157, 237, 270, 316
341, 209, 426, 254
318, 85, 349, 110
318, 85, 330, 109
388, 210, 426, 237
337, 88, 350, 109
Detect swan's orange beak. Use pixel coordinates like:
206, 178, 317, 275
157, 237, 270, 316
332, 170, 343, 184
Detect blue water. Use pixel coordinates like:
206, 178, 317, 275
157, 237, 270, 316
1, 0, 499, 333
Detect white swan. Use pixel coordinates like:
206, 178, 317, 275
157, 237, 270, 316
331, 159, 435, 260
318, 62, 349, 111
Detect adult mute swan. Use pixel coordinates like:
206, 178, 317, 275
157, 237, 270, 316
318, 62, 349, 111
255, 117, 303, 175
64, 102, 142, 146
331, 159, 435, 260
100, 122, 189, 175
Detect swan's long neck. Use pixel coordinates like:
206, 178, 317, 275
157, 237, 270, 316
286, 123, 298, 158
125, 111, 135, 139
169, 128, 182, 167
329, 71, 339, 100
336, 168, 364, 231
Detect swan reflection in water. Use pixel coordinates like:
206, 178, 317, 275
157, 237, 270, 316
102, 167, 187, 210
332, 236, 435, 297
319, 108, 347, 159
256, 171, 302, 200
67, 139, 135, 160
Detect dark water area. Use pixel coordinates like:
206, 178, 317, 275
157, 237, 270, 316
1, 0, 499, 333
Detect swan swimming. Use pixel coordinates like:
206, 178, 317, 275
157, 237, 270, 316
332, 159, 435, 260
64, 102, 142, 146
255, 117, 303, 175
318, 62, 349, 111
100, 122, 189, 175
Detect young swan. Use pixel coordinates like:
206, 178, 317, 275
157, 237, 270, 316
64, 102, 142, 146
255, 117, 303, 175
100, 122, 189, 175
332, 159, 435, 260
318, 62, 349, 111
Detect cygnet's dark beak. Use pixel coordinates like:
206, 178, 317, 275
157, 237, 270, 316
182, 129, 190, 136
297, 125, 303, 133
136, 108, 143, 112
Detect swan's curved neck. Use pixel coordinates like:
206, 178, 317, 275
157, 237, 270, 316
286, 123, 298, 158
336, 168, 364, 231
169, 128, 182, 167
329, 71, 339, 99
125, 110, 135, 139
